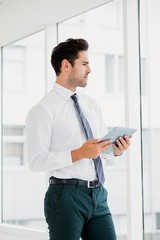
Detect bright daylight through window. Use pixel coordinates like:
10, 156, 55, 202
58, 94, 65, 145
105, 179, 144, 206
2, 31, 46, 230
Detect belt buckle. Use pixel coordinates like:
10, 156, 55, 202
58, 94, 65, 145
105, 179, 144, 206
87, 181, 95, 188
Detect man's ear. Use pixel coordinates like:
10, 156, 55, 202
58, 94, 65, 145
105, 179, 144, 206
61, 59, 71, 72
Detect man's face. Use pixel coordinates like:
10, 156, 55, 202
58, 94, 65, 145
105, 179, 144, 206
68, 51, 91, 90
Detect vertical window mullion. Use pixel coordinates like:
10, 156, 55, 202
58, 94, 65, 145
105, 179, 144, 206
123, 0, 144, 239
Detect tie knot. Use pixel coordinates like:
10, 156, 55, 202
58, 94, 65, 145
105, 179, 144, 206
71, 94, 78, 104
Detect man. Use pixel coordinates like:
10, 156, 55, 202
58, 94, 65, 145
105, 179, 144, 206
26, 38, 130, 240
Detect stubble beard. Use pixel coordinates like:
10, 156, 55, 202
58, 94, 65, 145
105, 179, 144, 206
68, 76, 88, 90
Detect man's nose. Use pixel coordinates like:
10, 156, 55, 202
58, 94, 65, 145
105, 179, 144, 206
87, 65, 91, 73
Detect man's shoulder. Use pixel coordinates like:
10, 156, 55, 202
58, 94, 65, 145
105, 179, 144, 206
26, 90, 57, 120
39, 89, 58, 105
33, 89, 60, 110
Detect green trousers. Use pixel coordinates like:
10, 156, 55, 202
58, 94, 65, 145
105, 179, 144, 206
44, 184, 117, 240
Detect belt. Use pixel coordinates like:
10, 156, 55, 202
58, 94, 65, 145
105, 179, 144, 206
49, 177, 101, 189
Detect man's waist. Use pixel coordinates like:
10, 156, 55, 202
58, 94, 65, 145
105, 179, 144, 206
49, 176, 102, 188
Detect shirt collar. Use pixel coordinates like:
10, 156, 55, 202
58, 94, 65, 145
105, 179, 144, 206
53, 82, 76, 101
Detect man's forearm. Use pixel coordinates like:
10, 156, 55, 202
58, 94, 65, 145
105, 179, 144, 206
71, 147, 84, 163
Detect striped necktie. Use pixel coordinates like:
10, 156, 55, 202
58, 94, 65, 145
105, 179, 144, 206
71, 93, 105, 185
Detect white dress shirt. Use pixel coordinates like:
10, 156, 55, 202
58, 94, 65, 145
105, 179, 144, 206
26, 82, 110, 181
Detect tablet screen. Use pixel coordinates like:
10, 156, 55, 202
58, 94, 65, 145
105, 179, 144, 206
100, 127, 137, 154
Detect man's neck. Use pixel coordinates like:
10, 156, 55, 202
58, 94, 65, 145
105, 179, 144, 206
56, 78, 76, 92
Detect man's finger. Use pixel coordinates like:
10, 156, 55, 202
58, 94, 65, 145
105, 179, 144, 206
98, 139, 112, 147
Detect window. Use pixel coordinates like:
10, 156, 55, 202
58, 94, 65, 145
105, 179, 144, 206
3, 125, 25, 166
87, 0, 123, 30
3, 46, 26, 91
105, 54, 124, 94
156, 213, 160, 230
2, 31, 46, 231
105, 55, 114, 93
141, 57, 147, 95
118, 56, 124, 94
140, 0, 160, 239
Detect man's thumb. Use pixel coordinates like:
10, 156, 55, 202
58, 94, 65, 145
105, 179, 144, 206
88, 138, 99, 144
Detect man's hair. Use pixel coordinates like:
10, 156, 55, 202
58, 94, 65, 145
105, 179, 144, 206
51, 38, 89, 76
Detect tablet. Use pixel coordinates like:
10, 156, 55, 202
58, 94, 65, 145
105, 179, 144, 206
100, 127, 137, 154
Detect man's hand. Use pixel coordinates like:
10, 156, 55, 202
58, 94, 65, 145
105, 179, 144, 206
71, 139, 112, 162
80, 139, 112, 159
113, 135, 131, 156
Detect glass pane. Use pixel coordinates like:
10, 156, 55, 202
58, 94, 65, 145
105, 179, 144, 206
3, 46, 26, 91
3, 126, 23, 136
3, 142, 23, 166
2, 31, 46, 230
141, 58, 147, 95
156, 213, 160, 230
118, 56, 124, 94
140, 0, 160, 239
58, 1, 126, 239
105, 55, 115, 93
